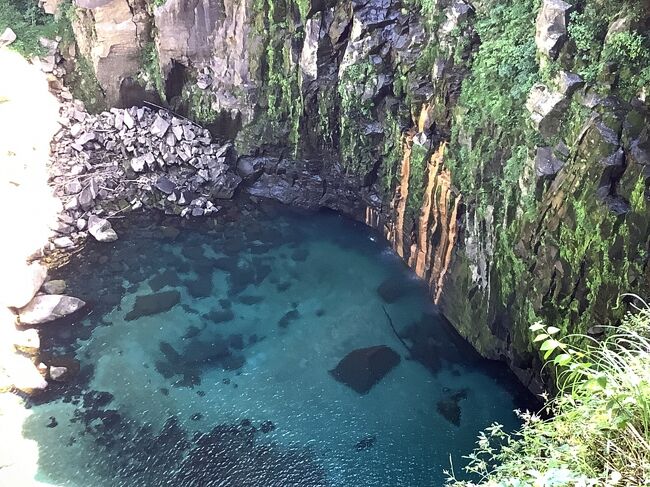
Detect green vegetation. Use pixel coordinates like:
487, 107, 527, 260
0, 0, 103, 110
139, 40, 165, 101
448, 305, 650, 486
67, 53, 105, 112
568, 2, 650, 99
0, 0, 70, 56
181, 83, 218, 124
337, 61, 377, 174
444, 0, 540, 316
252, 0, 304, 152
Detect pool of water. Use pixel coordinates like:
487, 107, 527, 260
24, 199, 532, 486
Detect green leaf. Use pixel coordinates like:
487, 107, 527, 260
553, 353, 572, 367
586, 376, 607, 392
540, 339, 559, 352
533, 334, 549, 342
529, 323, 545, 332
546, 326, 561, 335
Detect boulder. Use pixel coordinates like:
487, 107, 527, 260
155, 176, 177, 195
78, 178, 100, 210
555, 71, 584, 96
43, 279, 67, 294
0, 28, 16, 48
236, 156, 269, 180
52, 236, 75, 249
329, 345, 401, 394
88, 215, 118, 242
526, 83, 568, 138
125, 290, 181, 321
209, 173, 242, 200
2, 262, 47, 309
45, 356, 80, 382
18, 295, 86, 325
535, 0, 571, 59
130, 156, 146, 173
534, 146, 564, 178
150, 115, 170, 137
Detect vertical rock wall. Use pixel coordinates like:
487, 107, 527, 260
61, 0, 650, 390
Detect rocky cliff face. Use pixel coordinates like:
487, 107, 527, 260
60, 0, 650, 390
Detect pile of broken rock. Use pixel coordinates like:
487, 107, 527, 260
47, 102, 243, 250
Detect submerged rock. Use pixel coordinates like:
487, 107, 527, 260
377, 278, 407, 303
18, 294, 86, 325
260, 420, 275, 433
203, 308, 234, 324
221, 354, 246, 371
278, 309, 300, 328
184, 274, 213, 298
436, 388, 469, 427
329, 345, 401, 394
148, 269, 181, 292
124, 290, 180, 321
354, 435, 376, 451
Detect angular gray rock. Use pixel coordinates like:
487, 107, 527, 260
19, 294, 86, 325
526, 83, 568, 138
150, 115, 170, 137
43, 279, 67, 295
555, 71, 584, 96
534, 146, 565, 177
52, 236, 75, 249
78, 178, 99, 210
88, 215, 118, 242
155, 176, 177, 195
0, 27, 16, 47
535, 0, 572, 59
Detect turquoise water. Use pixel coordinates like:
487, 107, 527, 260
25, 200, 532, 486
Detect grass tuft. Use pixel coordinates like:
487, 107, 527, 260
447, 299, 650, 486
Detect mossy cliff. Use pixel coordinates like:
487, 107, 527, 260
38, 0, 650, 390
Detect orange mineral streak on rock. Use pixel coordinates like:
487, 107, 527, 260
417, 103, 431, 133
392, 133, 413, 258
434, 193, 461, 303
399, 139, 461, 304
413, 142, 446, 277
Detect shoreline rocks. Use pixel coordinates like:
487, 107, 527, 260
18, 294, 86, 326
88, 215, 118, 242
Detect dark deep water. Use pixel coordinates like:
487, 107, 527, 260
24, 199, 533, 486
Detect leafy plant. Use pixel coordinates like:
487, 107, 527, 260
0, 0, 61, 56
447, 301, 650, 486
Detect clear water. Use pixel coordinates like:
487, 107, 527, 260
24, 200, 533, 487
